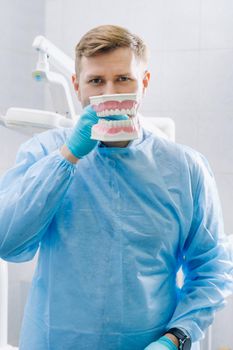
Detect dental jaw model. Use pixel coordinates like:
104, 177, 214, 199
90, 93, 140, 141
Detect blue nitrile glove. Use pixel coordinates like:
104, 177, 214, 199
66, 105, 99, 159
144, 336, 178, 350
66, 106, 129, 159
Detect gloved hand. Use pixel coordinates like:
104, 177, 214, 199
144, 336, 178, 350
66, 106, 129, 159
66, 105, 99, 159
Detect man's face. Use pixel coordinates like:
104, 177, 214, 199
73, 47, 150, 107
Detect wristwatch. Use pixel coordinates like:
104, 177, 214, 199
166, 328, 191, 350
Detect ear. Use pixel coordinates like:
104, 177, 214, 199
72, 74, 81, 101
142, 70, 150, 93
72, 74, 79, 91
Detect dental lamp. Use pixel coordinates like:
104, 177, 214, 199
0, 36, 76, 133
32, 35, 76, 119
32, 35, 74, 81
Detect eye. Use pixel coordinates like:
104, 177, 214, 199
88, 78, 103, 85
118, 76, 131, 82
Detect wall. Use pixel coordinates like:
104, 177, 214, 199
0, 0, 46, 345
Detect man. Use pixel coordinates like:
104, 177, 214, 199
0, 25, 232, 350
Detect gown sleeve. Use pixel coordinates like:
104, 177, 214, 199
0, 131, 76, 262
167, 152, 233, 342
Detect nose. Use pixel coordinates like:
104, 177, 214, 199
104, 81, 118, 95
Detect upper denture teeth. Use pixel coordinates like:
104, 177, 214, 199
127, 107, 136, 116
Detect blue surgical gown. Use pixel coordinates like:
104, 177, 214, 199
0, 128, 232, 350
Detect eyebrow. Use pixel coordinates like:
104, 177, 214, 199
115, 73, 131, 77
86, 73, 132, 80
86, 75, 102, 79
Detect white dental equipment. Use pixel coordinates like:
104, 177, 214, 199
0, 35, 76, 133
0, 259, 18, 349
2, 108, 74, 136
31, 35, 76, 119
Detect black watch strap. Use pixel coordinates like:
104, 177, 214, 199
166, 327, 191, 350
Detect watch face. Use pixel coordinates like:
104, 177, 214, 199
182, 337, 191, 350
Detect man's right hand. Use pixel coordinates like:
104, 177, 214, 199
63, 105, 99, 161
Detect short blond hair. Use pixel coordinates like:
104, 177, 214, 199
75, 25, 149, 76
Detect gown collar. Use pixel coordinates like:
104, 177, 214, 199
95, 128, 145, 156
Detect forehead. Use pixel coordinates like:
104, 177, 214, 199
79, 47, 140, 77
